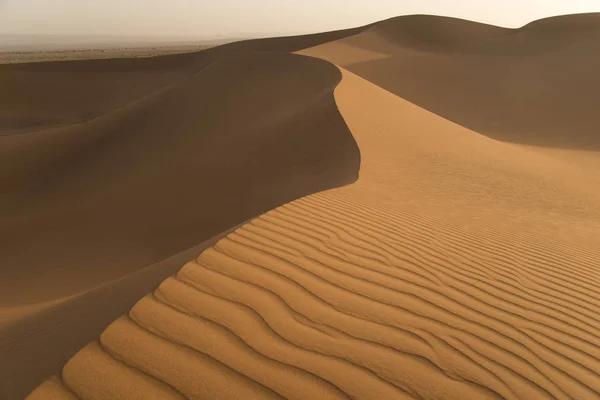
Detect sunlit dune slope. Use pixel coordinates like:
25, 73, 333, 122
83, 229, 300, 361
300, 13, 600, 149
31, 62, 600, 399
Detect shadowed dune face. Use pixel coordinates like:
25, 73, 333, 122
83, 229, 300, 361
522, 12, 600, 31
303, 14, 600, 149
0, 52, 360, 305
0, 61, 185, 134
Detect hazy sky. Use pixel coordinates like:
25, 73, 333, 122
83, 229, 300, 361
1, 0, 599, 38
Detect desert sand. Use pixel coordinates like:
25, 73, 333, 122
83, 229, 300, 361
0, 28, 364, 399
2, 13, 600, 400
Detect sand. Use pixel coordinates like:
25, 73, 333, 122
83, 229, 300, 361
5, 12, 600, 400
0, 30, 366, 399
29, 64, 600, 399
301, 14, 600, 149
0, 52, 359, 302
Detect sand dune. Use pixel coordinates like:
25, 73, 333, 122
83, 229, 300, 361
0, 52, 359, 306
6, 12, 600, 400
0, 28, 368, 306
1, 31, 366, 399
0, 25, 370, 134
300, 13, 600, 149
30, 58, 600, 399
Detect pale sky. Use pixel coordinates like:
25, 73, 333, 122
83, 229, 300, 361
1, 0, 599, 39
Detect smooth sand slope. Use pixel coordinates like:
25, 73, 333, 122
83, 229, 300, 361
301, 13, 600, 149
30, 21, 600, 398
0, 30, 368, 399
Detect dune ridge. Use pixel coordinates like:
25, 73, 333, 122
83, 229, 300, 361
28, 65, 600, 399
0, 52, 359, 306
301, 13, 600, 149
1, 32, 365, 399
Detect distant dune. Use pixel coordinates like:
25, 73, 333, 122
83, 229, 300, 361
1, 12, 600, 400
303, 13, 600, 149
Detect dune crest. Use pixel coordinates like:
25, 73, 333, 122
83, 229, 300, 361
0, 52, 359, 307
303, 14, 600, 149
29, 64, 600, 399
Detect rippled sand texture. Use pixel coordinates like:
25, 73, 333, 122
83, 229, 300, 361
28, 65, 600, 399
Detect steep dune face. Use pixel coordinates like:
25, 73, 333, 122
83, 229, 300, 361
32, 67, 600, 400
302, 14, 600, 149
0, 52, 359, 304
0, 60, 184, 133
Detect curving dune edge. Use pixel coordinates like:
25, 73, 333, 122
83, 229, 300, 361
26, 63, 600, 399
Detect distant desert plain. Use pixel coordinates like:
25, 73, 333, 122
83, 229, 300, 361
1, 12, 600, 400
0, 45, 212, 64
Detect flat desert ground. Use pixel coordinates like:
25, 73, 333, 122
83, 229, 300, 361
1, 13, 599, 400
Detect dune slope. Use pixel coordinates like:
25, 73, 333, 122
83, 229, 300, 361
0, 24, 371, 134
300, 14, 600, 149
9, 13, 600, 400
30, 62, 600, 399
0, 45, 361, 400
0, 52, 360, 304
